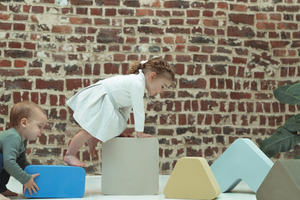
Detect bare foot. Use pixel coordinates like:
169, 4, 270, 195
0, 194, 10, 200
87, 137, 100, 158
1, 190, 17, 196
64, 155, 85, 167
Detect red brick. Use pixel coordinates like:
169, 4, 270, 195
62, 8, 73, 14
173, 64, 184, 75
230, 4, 248, 11
13, 23, 26, 31
52, 25, 73, 34
49, 94, 58, 106
104, 63, 119, 74
14, 60, 27, 68
76, 7, 88, 15
0, 69, 25, 76
0, 13, 9, 20
205, 114, 212, 125
66, 79, 82, 91
136, 9, 154, 16
164, 36, 174, 44
178, 114, 186, 125
24, 42, 36, 50
217, 2, 228, 9
256, 13, 267, 20
113, 54, 125, 62
36, 79, 64, 91
281, 58, 300, 65
203, 19, 218, 26
69, 17, 92, 25
170, 19, 184, 25
257, 22, 275, 30
203, 10, 214, 17
186, 10, 200, 17
32, 6, 44, 13
187, 46, 200, 52
278, 22, 298, 30
0, 60, 11, 67
28, 69, 43, 76
186, 19, 200, 25
52, 54, 66, 62
156, 10, 170, 17
176, 55, 191, 62
5, 79, 32, 90
40, 93, 47, 104
229, 14, 254, 25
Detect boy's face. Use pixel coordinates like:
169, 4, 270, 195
21, 108, 47, 141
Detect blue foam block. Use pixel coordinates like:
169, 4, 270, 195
24, 165, 86, 198
211, 138, 273, 193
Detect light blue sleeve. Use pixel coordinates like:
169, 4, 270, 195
128, 79, 145, 132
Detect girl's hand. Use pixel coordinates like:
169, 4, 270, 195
136, 132, 153, 138
119, 132, 134, 137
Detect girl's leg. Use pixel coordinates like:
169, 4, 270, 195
0, 194, 10, 200
1, 190, 17, 197
64, 129, 93, 167
87, 137, 100, 158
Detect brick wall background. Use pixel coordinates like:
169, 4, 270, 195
1, 0, 300, 175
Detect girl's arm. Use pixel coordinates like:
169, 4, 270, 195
136, 131, 153, 138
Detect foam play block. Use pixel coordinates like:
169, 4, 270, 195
211, 138, 273, 193
163, 157, 221, 199
24, 165, 86, 198
101, 138, 159, 195
256, 160, 300, 200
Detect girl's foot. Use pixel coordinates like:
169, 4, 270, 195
1, 190, 17, 196
87, 137, 100, 158
0, 194, 10, 200
64, 155, 85, 167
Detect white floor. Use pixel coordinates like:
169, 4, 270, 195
7, 175, 256, 200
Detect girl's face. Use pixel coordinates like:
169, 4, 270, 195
145, 72, 173, 96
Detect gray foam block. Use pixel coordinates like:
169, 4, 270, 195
256, 160, 300, 200
101, 138, 159, 195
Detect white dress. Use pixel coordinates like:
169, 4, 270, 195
67, 70, 146, 143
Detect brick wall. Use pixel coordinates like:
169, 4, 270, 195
1, 0, 300, 174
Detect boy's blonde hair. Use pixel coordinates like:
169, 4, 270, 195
127, 57, 176, 88
10, 100, 46, 127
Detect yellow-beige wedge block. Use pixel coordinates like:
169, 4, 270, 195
163, 157, 221, 199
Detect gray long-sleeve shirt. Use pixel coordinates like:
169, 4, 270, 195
0, 128, 31, 184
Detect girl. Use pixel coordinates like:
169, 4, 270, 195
64, 57, 176, 167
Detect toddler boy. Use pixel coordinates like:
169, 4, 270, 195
0, 100, 47, 199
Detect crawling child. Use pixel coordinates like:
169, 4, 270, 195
0, 100, 47, 199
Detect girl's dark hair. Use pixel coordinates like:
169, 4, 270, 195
127, 57, 176, 88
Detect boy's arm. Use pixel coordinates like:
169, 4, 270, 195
16, 151, 31, 170
2, 135, 31, 185
16, 140, 31, 169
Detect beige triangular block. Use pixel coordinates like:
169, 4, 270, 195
163, 157, 221, 199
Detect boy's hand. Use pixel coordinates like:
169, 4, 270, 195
136, 132, 153, 138
23, 173, 39, 195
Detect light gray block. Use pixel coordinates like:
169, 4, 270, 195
101, 138, 159, 195
256, 160, 300, 200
